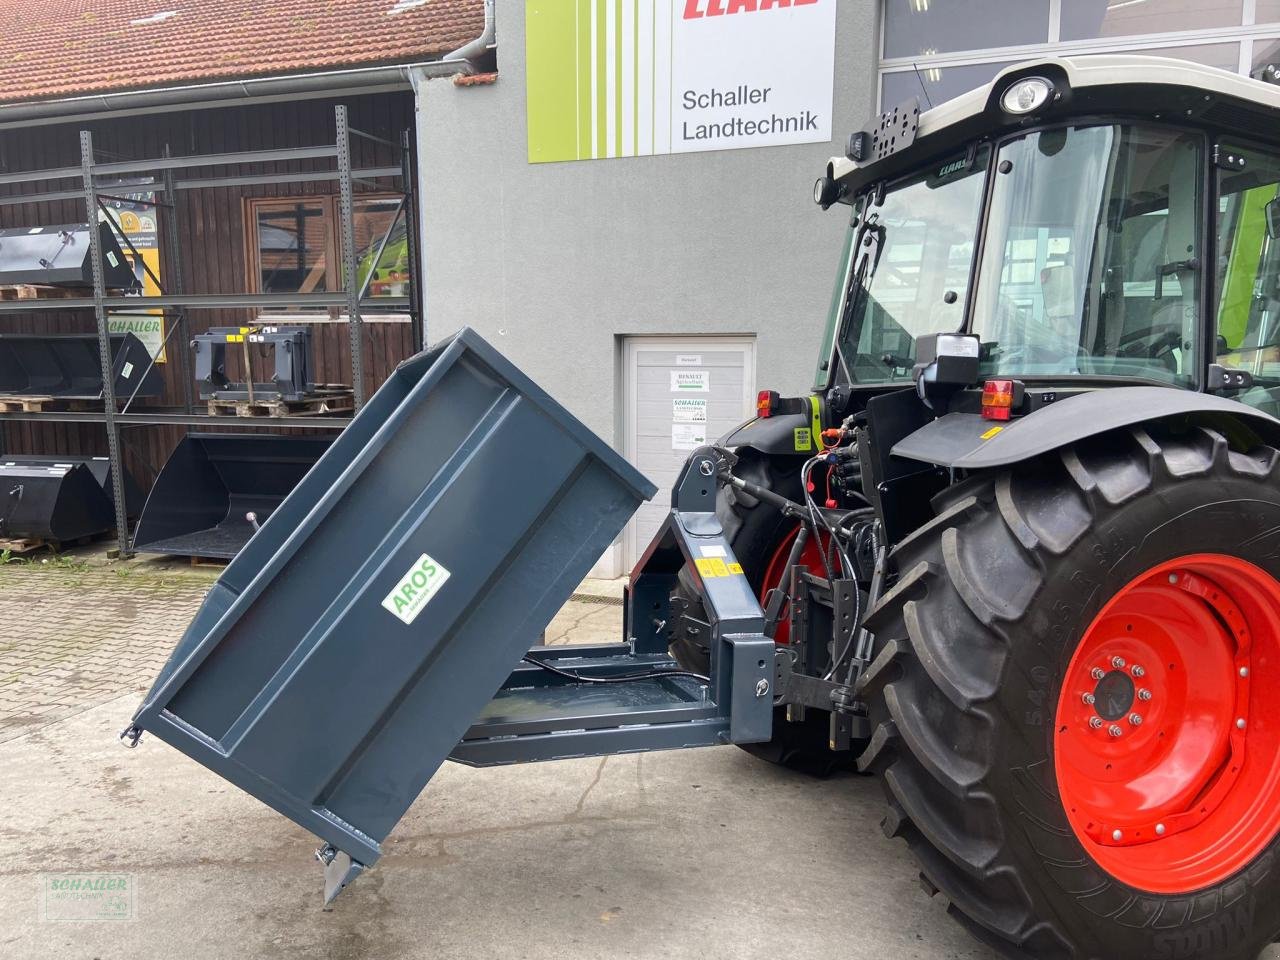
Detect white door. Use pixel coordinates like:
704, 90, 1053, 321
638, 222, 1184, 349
622, 336, 756, 571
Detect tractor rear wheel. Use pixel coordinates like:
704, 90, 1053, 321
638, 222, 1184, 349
669, 450, 855, 774
857, 423, 1280, 960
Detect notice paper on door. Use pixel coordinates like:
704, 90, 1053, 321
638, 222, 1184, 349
672, 423, 707, 450
672, 398, 707, 423
670, 370, 709, 392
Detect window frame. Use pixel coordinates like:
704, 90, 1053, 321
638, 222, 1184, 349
242, 193, 410, 323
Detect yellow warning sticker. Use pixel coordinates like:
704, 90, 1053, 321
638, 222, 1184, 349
793, 427, 812, 452
225, 334, 244, 343
980, 426, 1004, 440
728, 562, 743, 575
695, 557, 733, 579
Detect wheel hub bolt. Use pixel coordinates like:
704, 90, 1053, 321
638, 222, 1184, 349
1108, 725, 1124, 738
1112, 657, 1127, 669
1131, 665, 1145, 678
1237, 718, 1247, 730
1090, 717, 1104, 729
1156, 823, 1167, 836
1129, 713, 1143, 726
1138, 689, 1153, 701
1240, 667, 1250, 679
1082, 693, 1096, 706
1168, 573, 1179, 584
1112, 829, 1123, 841
1092, 667, 1107, 681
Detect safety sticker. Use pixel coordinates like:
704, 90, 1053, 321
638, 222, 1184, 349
699, 545, 728, 558
121, 362, 134, 379
382, 552, 451, 625
793, 427, 813, 451
980, 426, 1004, 440
695, 557, 744, 579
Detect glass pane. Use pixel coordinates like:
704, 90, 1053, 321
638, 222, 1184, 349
1259, 2, 1280, 25
1251, 37, 1280, 75
882, 61, 1018, 109
1215, 145, 1280, 414
354, 198, 410, 299
814, 221, 857, 389
1061, 0, 1242, 41
836, 147, 990, 384
256, 201, 330, 294
1135, 42, 1240, 72
883, 0, 1049, 59
972, 125, 1203, 385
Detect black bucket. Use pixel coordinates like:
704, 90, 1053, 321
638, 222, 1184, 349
131, 433, 333, 559
0, 454, 142, 542
0, 461, 113, 542
0, 332, 162, 400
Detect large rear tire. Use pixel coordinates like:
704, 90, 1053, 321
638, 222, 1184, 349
669, 450, 855, 774
857, 423, 1280, 960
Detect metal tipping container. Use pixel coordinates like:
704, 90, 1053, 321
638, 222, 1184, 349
131, 434, 333, 560
127, 327, 656, 901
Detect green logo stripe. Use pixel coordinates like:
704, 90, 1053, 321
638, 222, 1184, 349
525, 2, 580, 163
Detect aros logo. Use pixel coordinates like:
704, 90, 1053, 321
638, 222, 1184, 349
684, 0, 819, 18
381, 552, 451, 626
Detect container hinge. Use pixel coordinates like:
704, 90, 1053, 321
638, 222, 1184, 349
118, 724, 143, 748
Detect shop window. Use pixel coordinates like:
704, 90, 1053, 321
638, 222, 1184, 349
245, 195, 409, 311
881, 60, 1017, 109
1060, 0, 1243, 42
882, 0, 1049, 60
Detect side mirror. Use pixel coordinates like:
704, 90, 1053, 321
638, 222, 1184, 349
1265, 197, 1280, 240
913, 333, 980, 412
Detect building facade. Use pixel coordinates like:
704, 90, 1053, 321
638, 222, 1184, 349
417, 0, 1280, 575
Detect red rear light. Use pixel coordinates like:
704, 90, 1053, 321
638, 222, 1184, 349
981, 379, 1018, 421
757, 390, 779, 418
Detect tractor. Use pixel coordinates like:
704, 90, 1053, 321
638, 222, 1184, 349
126, 54, 1280, 960
667, 53, 1280, 960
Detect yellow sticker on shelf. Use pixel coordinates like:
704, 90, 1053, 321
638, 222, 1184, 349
727, 562, 743, 575
980, 425, 1004, 440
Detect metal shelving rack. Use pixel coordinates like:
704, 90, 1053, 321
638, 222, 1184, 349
0, 105, 421, 557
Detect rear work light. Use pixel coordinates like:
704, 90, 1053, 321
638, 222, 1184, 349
981, 379, 1025, 421
757, 390, 780, 418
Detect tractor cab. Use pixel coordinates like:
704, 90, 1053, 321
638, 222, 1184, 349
812, 55, 1280, 421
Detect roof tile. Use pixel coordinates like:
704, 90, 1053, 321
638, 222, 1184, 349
0, 0, 485, 104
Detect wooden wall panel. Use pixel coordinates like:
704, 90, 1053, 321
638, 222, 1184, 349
0, 92, 417, 488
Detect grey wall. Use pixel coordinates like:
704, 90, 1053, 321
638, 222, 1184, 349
417, 2, 879, 446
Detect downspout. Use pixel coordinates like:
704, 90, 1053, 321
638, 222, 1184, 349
441, 0, 496, 71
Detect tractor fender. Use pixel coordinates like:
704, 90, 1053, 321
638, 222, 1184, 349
721, 397, 824, 456
891, 385, 1280, 470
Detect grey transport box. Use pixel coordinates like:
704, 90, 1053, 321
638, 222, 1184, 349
127, 327, 661, 899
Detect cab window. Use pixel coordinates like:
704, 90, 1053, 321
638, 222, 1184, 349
1216, 145, 1280, 415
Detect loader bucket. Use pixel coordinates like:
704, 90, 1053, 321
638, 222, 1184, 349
6, 454, 144, 520
131, 434, 333, 559
127, 328, 656, 901
0, 460, 114, 542
0, 332, 162, 400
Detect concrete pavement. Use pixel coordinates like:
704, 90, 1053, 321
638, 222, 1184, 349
2, 559, 1276, 960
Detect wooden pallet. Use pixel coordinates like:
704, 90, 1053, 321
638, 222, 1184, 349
0, 394, 98, 413
0, 536, 52, 555
206, 386, 354, 419
0, 284, 91, 301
